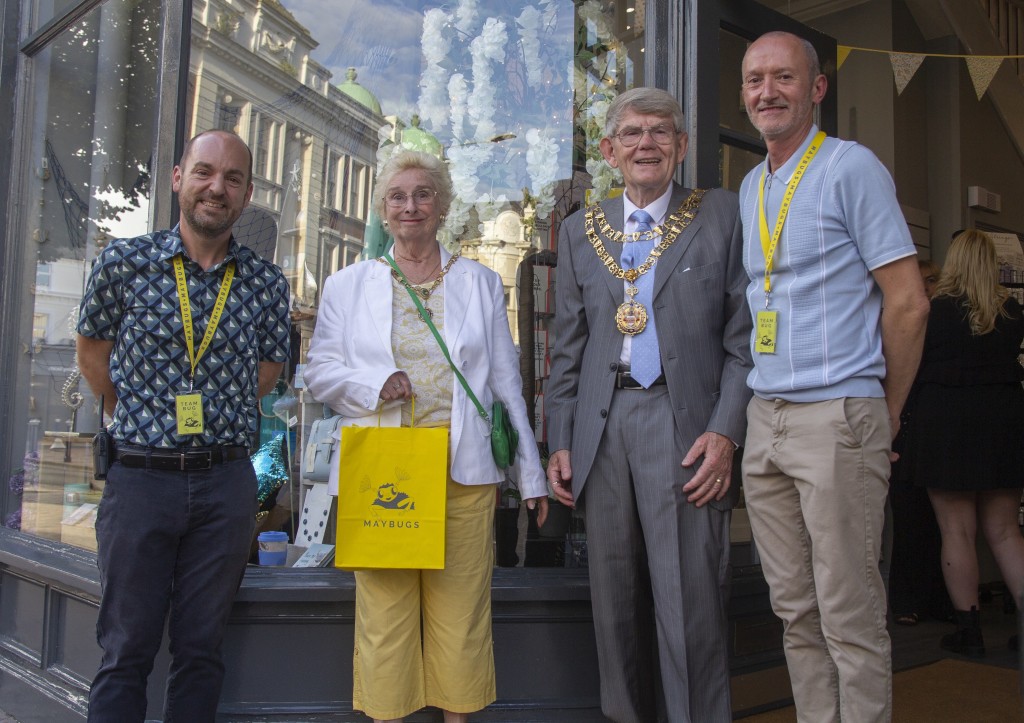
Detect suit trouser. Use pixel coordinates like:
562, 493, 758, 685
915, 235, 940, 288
582, 385, 732, 723
743, 397, 892, 723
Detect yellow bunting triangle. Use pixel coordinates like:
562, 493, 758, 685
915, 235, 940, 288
837, 46, 852, 70
889, 53, 925, 95
965, 56, 1003, 99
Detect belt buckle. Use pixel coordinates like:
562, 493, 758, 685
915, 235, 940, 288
182, 450, 213, 471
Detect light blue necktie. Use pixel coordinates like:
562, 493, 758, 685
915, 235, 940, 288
622, 209, 661, 388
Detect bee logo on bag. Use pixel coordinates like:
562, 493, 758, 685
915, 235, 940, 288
359, 469, 420, 529
372, 482, 414, 510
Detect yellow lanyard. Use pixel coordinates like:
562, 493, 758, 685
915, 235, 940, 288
172, 254, 235, 388
757, 131, 826, 302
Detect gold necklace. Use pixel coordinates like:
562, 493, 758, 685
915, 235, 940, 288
400, 258, 442, 285
590, 206, 668, 242
379, 250, 461, 301
584, 189, 705, 335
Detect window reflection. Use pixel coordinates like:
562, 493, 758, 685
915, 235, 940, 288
13, 0, 160, 546
10, 0, 649, 564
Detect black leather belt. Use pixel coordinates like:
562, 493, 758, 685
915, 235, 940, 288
615, 371, 667, 389
116, 445, 249, 471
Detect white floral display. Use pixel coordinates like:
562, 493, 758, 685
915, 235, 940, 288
419, 8, 452, 132
455, 0, 479, 36
448, 73, 468, 141
575, 0, 624, 204
373, 0, 653, 243
467, 17, 507, 143
525, 128, 559, 218
516, 6, 543, 88
406, 0, 571, 241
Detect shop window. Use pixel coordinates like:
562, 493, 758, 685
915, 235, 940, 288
8, 0, 160, 547
179, 0, 650, 570
7, 0, 648, 564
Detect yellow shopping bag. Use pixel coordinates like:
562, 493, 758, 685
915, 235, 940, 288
334, 421, 448, 570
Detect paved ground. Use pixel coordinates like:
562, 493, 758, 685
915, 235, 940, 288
0, 709, 19, 723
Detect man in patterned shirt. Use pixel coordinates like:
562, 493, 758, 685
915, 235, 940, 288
76, 130, 291, 723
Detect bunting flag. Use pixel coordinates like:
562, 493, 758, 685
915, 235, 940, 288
965, 56, 1003, 99
889, 52, 925, 95
837, 45, 1023, 100
837, 46, 852, 70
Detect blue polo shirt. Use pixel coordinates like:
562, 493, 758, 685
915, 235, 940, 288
78, 228, 291, 448
739, 126, 916, 402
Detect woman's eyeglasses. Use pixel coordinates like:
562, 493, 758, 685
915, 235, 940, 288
385, 189, 438, 208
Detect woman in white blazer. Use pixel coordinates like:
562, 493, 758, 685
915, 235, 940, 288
304, 150, 548, 723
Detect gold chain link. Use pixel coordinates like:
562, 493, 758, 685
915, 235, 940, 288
378, 250, 461, 300
583, 189, 706, 283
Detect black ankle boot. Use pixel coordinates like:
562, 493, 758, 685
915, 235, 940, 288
941, 606, 985, 657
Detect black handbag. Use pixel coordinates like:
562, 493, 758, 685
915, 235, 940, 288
384, 253, 520, 469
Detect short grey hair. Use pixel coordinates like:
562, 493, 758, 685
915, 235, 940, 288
603, 87, 686, 138
372, 150, 454, 219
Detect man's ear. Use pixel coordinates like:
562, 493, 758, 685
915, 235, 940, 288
599, 137, 619, 168
812, 74, 828, 105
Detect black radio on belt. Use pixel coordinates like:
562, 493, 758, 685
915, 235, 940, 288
92, 395, 113, 481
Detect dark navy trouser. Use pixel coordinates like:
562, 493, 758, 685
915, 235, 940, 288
87, 458, 257, 723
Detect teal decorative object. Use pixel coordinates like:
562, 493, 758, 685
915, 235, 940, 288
252, 432, 289, 510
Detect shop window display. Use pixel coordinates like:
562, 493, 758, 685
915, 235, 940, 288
8, 0, 648, 565
11, 0, 160, 548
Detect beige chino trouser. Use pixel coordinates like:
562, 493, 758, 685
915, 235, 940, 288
744, 396, 892, 723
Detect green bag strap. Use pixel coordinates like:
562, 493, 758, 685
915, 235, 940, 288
383, 253, 491, 427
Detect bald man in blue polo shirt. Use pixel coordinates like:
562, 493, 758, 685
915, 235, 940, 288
738, 32, 930, 722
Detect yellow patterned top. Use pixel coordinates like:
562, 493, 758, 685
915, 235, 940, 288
390, 277, 453, 427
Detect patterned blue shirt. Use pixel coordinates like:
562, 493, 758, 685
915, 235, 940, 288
78, 228, 291, 448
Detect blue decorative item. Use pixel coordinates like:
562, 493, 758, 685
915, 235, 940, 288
252, 432, 289, 513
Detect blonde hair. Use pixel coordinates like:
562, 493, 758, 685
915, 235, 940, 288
932, 229, 1010, 335
372, 150, 453, 220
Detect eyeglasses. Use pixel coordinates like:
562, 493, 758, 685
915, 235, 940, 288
385, 189, 437, 208
612, 125, 679, 147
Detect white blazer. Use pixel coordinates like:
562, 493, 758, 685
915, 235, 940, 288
304, 246, 547, 500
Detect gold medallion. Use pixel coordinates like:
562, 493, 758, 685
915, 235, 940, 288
583, 190, 706, 336
615, 285, 647, 334
616, 302, 647, 335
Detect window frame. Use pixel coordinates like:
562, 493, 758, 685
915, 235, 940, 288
0, 0, 186, 531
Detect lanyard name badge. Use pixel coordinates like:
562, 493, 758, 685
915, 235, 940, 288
172, 254, 235, 435
755, 130, 826, 354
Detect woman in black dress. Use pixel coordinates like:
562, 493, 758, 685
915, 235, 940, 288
908, 229, 1024, 656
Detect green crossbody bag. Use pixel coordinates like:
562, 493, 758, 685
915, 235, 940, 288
384, 253, 520, 469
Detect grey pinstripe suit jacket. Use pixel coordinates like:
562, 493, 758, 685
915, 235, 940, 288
546, 183, 753, 503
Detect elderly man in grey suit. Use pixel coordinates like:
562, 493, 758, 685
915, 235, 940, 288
546, 87, 752, 723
